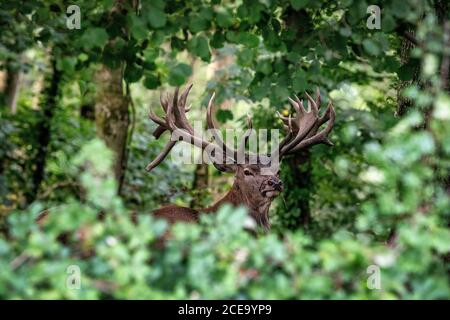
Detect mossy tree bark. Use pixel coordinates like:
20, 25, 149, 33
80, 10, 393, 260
5, 70, 22, 114
4, 57, 23, 114
435, 0, 450, 194
396, 33, 420, 117
94, 65, 130, 193
29, 56, 61, 203
279, 150, 312, 229
276, 8, 313, 230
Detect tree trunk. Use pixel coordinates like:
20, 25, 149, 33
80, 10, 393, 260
278, 149, 312, 230
435, 0, 450, 194
94, 65, 129, 193
29, 56, 61, 202
4, 60, 23, 114
396, 32, 420, 117
276, 7, 313, 230
190, 162, 209, 208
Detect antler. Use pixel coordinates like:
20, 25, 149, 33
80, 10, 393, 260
146, 84, 207, 171
146, 85, 333, 172
146, 85, 253, 172
277, 87, 336, 158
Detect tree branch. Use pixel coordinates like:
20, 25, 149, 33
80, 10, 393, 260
440, 21, 450, 90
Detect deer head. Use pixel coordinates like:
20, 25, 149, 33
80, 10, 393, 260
146, 84, 335, 230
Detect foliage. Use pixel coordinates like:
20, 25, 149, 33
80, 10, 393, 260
0, 138, 448, 299
0, 0, 449, 299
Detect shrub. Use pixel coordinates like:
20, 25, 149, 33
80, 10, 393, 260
0, 135, 448, 299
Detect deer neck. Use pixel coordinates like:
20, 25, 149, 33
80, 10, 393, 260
204, 182, 273, 229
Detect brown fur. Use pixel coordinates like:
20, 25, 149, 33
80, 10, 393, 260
152, 164, 282, 230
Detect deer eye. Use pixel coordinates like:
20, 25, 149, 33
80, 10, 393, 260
243, 169, 253, 176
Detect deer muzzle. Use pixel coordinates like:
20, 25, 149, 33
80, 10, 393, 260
261, 177, 283, 198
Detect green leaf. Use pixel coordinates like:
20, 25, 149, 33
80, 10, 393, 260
143, 73, 160, 89
142, 60, 156, 71
274, 86, 290, 100
189, 8, 212, 33
210, 32, 225, 48
382, 14, 397, 32
257, 59, 272, 75
339, 27, 352, 37
237, 5, 248, 19
128, 15, 148, 40
216, 109, 233, 123
237, 48, 255, 66
216, 7, 233, 28
422, 54, 438, 77
238, 32, 260, 48
225, 31, 239, 43
398, 61, 418, 81
146, 7, 166, 28
149, 30, 165, 46
433, 93, 450, 120
290, 0, 309, 10
78, 80, 87, 96
143, 47, 159, 61
362, 39, 381, 56
384, 56, 400, 73
189, 14, 209, 33
292, 70, 307, 92
199, 8, 213, 20
188, 35, 211, 62
81, 27, 108, 49
247, 4, 263, 24
196, 38, 211, 61
124, 63, 143, 83
56, 57, 77, 73
168, 63, 192, 86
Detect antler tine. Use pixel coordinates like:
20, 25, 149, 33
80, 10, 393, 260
280, 113, 316, 155
272, 112, 294, 158
148, 106, 165, 127
206, 92, 218, 130
160, 92, 168, 112
149, 93, 170, 139
288, 102, 335, 152
305, 91, 319, 116
276, 111, 289, 122
278, 131, 292, 150
277, 88, 336, 158
172, 87, 179, 110
149, 107, 167, 139
287, 96, 303, 115
206, 92, 236, 160
167, 85, 196, 134
315, 86, 321, 107
146, 89, 179, 172
276, 111, 293, 132
294, 95, 306, 114
179, 83, 193, 111
318, 101, 332, 125
165, 94, 176, 131
145, 140, 177, 172
165, 89, 219, 151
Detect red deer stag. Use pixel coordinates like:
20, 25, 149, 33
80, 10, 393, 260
147, 84, 335, 230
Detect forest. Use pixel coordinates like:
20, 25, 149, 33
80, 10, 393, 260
0, 0, 449, 299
